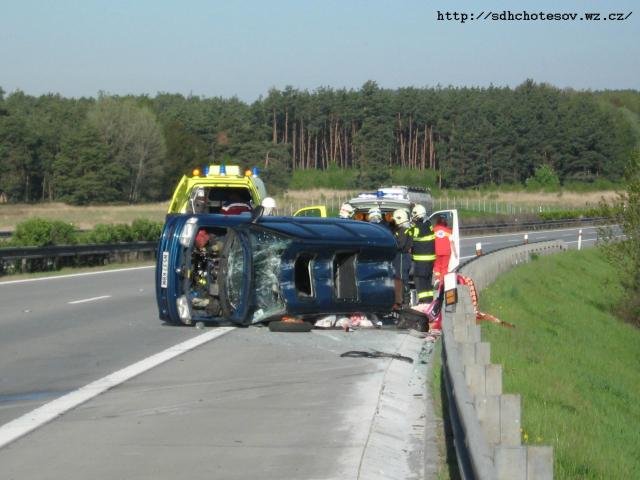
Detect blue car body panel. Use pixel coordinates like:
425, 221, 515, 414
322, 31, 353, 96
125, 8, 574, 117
155, 213, 397, 325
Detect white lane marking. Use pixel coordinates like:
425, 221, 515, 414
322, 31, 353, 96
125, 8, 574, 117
68, 295, 112, 305
0, 265, 154, 286
0, 327, 235, 450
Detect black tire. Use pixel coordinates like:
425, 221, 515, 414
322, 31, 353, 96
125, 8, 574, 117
396, 308, 429, 332
268, 320, 313, 332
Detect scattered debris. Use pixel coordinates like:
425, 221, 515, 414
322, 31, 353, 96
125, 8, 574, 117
457, 275, 515, 328
396, 308, 429, 331
408, 329, 429, 339
340, 350, 414, 363
269, 316, 314, 332
314, 313, 376, 331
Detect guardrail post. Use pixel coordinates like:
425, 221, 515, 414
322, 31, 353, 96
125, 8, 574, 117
500, 394, 522, 445
495, 445, 554, 480
475, 342, 491, 365
475, 395, 501, 443
461, 341, 490, 368
495, 446, 527, 480
578, 229, 582, 250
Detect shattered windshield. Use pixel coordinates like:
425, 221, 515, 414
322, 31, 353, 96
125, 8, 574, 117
248, 229, 292, 323
225, 232, 246, 311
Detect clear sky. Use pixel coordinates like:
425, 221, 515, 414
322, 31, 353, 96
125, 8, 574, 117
1, 0, 638, 102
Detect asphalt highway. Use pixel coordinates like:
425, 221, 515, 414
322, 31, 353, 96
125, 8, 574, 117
0, 225, 602, 479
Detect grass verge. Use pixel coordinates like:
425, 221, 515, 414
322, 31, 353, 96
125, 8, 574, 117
479, 248, 640, 479
431, 340, 461, 480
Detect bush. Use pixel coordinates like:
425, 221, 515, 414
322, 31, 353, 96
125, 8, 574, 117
538, 207, 608, 221
81, 223, 130, 243
289, 166, 359, 190
13, 218, 77, 246
79, 224, 116, 244
131, 218, 162, 241
602, 149, 640, 326
79, 220, 162, 244
525, 164, 561, 192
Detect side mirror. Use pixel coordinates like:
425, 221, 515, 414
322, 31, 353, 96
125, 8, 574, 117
251, 205, 265, 223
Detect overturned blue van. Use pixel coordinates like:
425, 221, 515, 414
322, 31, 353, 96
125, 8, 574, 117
155, 211, 397, 327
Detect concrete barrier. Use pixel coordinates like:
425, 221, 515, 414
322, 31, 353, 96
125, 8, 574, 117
442, 240, 564, 479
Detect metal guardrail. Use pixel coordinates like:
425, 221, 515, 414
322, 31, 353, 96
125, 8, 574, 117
458, 216, 608, 234
0, 241, 158, 260
443, 241, 560, 479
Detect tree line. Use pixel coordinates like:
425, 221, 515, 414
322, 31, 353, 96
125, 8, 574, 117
0, 80, 638, 204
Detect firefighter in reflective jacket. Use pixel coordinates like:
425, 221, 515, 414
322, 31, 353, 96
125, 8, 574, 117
409, 204, 436, 303
433, 214, 456, 286
392, 209, 413, 307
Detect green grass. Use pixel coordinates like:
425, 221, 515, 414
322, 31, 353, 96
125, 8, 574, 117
479, 248, 640, 479
431, 340, 461, 480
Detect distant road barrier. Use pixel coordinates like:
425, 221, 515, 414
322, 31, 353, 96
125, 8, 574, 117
0, 242, 157, 274
458, 216, 608, 234
442, 241, 563, 479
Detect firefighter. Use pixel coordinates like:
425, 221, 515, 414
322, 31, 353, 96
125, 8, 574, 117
368, 206, 390, 227
409, 204, 436, 303
433, 214, 457, 286
368, 206, 382, 224
339, 202, 355, 219
261, 196, 277, 215
391, 209, 413, 308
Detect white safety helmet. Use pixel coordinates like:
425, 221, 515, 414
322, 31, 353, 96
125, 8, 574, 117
339, 202, 355, 219
368, 207, 382, 223
261, 197, 277, 215
411, 204, 427, 221
392, 209, 409, 225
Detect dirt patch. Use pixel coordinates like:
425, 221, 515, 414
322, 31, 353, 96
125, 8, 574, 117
0, 202, 168, 230
0, 190, 618, 231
